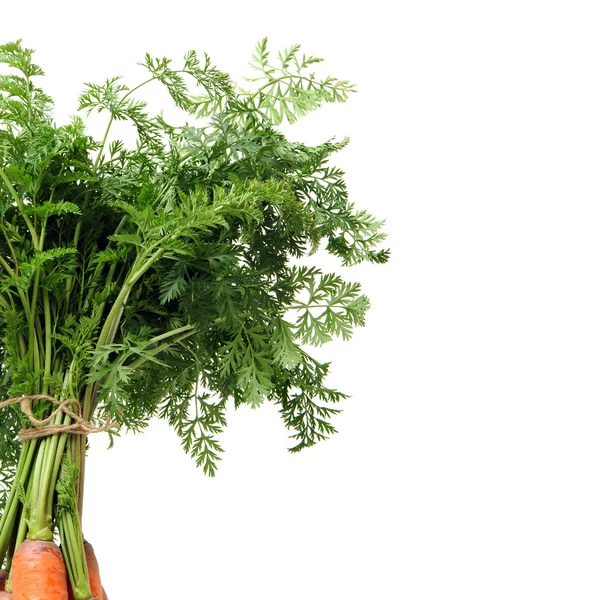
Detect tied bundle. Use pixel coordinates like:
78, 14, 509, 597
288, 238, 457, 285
0, 37, 387, 599
0, 395, 113, 441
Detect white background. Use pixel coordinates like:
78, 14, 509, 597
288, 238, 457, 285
2, 1, 598, 598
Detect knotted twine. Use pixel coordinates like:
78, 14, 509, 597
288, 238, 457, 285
0, 394, 113, 441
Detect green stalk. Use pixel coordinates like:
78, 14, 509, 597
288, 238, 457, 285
93, 115, 114, 171
0, 223, 19, 266
26, 394, 72, 540
28, 271, 42, 374
42, 289, 52, 388
25, 76, 32, 127
36, 413, 65, 529
145, 324, 194, 346
3, 505, 19, 573
75, 435, 86, 518
5, 471, 35, 595
59, 509, 92, 600
82, 215, 128, 314
25, 432, 53, 540
64, 212, 85, 301
17, 334, 26, 359
0, 439, 37, 565
94, 247, 165, 350
57, 443, 92, 600
14, 507, 28, 554
0, 254, 15, 279
0, 254, 32, 321
0, 293, 14, 313
0, 165, 39, 250
126, 327, 196, 371
94, 282, 132, 359
47, 429, 71, 520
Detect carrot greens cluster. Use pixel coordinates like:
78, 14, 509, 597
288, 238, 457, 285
0, 38, 387, 598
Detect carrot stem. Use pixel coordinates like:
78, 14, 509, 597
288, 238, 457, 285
5, 487, 30, 594
3, 502, 19, 573
74, 435, 87, 520
56, 447, 92, 600
0, 440, 37, 566
27, 389, 74, 540
35, 413, 65, 533
27, 428, 59, 540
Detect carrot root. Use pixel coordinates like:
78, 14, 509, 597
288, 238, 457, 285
83, 542, 103, 600
12, 540, 68, 600
66, 541, 104, 600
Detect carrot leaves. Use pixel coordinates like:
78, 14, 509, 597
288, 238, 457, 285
0, 37, 388, 492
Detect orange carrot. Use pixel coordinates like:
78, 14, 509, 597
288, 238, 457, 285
11, 540, 68, 600
66, 541, 104, 600
83, 542, 103, 600
101, 587, 108, 600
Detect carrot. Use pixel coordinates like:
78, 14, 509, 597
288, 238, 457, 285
83, 542, 103, 600
0, 570, 8, 592
101, 587, 108, 600
11, 540, 68, 600
0, 591, 13, 599
66, 541, 103, 600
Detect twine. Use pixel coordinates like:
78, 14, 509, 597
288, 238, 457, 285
0, 394, 114, 441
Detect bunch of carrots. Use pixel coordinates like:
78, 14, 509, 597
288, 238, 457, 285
0, 36, 387, 599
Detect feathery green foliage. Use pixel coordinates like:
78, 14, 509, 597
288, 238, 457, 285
0, 38, 388, 496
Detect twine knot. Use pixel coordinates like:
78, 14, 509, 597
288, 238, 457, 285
0, 394, 114, 441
